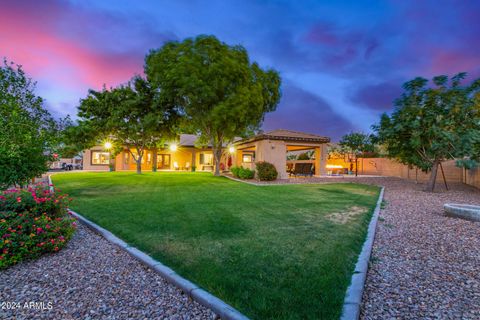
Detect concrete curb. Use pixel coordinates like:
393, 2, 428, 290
48, 175, 249, 320
340, 186, 385, 320
69, 210, 249, 320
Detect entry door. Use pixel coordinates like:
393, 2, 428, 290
158, 154, 171, 169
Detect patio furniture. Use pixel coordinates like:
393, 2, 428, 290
290, 163, 314, 177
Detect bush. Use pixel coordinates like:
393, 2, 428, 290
0, 183, 76, 269
230, 166, 255, 179
256, 161, 278, 181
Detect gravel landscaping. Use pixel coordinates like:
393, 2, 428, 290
0, 224, 213, 320
358, 178, 480, 320
2, 175, 478, 319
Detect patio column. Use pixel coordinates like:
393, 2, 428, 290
315, 145, 327, 176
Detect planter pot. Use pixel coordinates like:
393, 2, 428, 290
444, 203, 480, 222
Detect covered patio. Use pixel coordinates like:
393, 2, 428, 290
232, 130, 330, 179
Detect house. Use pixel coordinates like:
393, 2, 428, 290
83, 134, 220, 172
83, 130, 330, 179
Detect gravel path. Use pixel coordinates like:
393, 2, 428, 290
0, 224, 213, 320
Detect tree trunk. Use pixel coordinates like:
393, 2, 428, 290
213, 147, 222, 176
136, 155, 143, 174
425, 160, 439, 192
152, 148, 157, 172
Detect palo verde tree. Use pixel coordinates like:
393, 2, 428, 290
145, 35, 281, 176
0, 59, 59, 188
338, 132, 375, 176
374, 73, 480, 192
77, 76, 179, 174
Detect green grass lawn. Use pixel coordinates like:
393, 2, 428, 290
53, 172, 380, 319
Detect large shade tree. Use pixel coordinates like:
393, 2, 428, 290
374, 73, 480, 192
145, 35, 281, 176
0, 60, 59, 188
77, 76, 179, 174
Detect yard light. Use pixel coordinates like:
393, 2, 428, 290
104, 142, 112, 150
229, 146, 235, 153
169, 143, 178, 152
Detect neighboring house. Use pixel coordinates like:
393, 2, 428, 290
83, 130, 331, 179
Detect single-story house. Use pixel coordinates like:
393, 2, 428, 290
83, 129, 330, 179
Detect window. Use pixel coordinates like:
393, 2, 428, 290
200, 153, 213, 165
91, 151, 110, 165
242, 152, 255, 163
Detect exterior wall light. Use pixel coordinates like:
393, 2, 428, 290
169, 144, 178, 152
229, 146, 235, 153
104, 142, 112, 150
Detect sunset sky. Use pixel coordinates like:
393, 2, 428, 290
2, 0, 480, 140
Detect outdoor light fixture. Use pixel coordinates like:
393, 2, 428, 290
229, 146, 235, 153
104, 142, 112, 149
169, 144, 178, 152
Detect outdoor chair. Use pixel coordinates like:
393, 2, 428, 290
290, 163, 314, 177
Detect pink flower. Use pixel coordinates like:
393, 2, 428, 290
45, 224, 51, 229
16, 197, 22, 203
36, 227, 44, 234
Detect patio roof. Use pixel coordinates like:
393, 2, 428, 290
234, 129, 330, 146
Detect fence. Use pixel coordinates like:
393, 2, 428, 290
354, 158, 479, 189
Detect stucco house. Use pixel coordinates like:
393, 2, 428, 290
83, 129, 330, 179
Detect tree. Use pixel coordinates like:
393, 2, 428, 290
374, 73, 480, 192
0, 59, 58, 188
145, 35, 281, 176
77, 76, 179, 174
338, 132, 375, 176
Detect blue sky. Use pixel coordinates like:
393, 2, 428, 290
2, 0, 480, 140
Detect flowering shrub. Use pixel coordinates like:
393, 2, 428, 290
0, 183, 76, 269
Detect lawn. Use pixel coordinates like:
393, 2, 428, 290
53, 172, 380, 319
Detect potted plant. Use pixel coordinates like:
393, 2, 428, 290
191, 165, 196, 172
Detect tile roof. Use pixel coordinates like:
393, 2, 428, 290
235, 129, 330, 145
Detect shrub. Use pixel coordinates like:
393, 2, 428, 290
230, 166, 255, 179
256, 161, 278, 181
0, 183, 76, 269
230, 166, 240, 177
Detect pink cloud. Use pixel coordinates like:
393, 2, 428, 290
0, 1, 143, 90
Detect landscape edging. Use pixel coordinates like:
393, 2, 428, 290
69, 210, 250, 320
340, 186, 385, 320
48, 176, 249, 320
